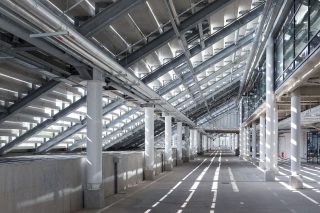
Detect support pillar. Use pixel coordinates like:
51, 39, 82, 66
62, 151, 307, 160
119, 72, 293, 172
190, 129, 194, 160
176, 122, 183, 165
85, 78, 104, 209
183, 126, 190, 162
252, 122, 257, 164
273, 104, 279, 173
194, 129, 199, 156
164, 115, 173, 171
246, 127, 250, 159
259, 115, 266, 169
144, 107, 155, 180
265, 36, 275, 181
290, 89, 303, 189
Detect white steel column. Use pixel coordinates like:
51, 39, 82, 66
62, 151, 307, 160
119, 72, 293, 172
290, 89, 303, 189
273, 105, 279, 173
265, 36, 275, 181
177, 122, 183, 165
194, 130, 199, 155
252, 122, 256, 162
189, 129, 194, 160
85, 77, 104, 208
240, 126, 244, 157
246, 127, 250, 159
259, 115, 266, 169
164, 115, 173, 171
144, 107, 155, 180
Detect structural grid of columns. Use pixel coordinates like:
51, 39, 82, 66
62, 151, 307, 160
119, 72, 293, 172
290, 89, 303, 189
259, 115, 266, 169
85, 72, 104, 208
144, 107, 155, 180
265, 36, 275, 181
164, 115, 173, 171
176, 122, 183, 165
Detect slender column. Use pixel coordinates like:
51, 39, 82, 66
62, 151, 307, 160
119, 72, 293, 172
189, 129, 194, 160
273, 104, 279, 173
177, 122, 183, 165
164, 115, 173, 171
246, 127, 250, 159
194, 130, 199, 155
252, 122, 256, 162
144, 107, 155, 180
85, 78, 104, 208
290, 89, 303, 189
240, 126, 244, 157
259, 115, 266, 169
265, 36, 275, 181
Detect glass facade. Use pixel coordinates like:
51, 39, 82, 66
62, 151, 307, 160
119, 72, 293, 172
275, 0, 320, 88
307, 132, 320, 164
242, 64, 266, 121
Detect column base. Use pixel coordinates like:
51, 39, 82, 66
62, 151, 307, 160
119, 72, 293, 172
273, 167, 279, 175
144, 169, 155, 180
264, 170, 275, 182
183, 156, 190, 163
259, 162, 265, 170
289, 175, 303, 189
177, 159, 183, 166
165, 163, 173, 171
84, 188, 104, 209
251, 158, 259, 166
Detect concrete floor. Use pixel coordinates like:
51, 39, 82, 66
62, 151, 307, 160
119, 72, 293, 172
82, 150, 320, 213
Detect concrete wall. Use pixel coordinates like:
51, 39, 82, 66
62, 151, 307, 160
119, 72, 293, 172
0, 151, 147, 213
0, 156, 84, 213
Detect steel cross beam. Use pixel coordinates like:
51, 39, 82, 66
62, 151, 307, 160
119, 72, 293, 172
119, 0, 233, 67
0, 79, 61, 124
141, 4, 264, 84
170, 64, 245, 105
163, 0, 200, 108
36, 99, 125, 153
157, 33, 253, 97
0, 96, 86, 155
78, 0, 144, 37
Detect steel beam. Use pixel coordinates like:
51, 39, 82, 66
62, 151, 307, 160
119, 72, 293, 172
36, 99, 125, 152
0, 96, 86, 155
157, 33, 253, 96
0, 80, 61, 124
120, 0, 232, 67
78, 0, 144, 37
104, 108, 139, 129
141, 4, 263, 83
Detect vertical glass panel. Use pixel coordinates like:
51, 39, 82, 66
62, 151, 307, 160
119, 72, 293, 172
309, 0, 320, 52
283, 8, 294, 70
295, 2, 309, 65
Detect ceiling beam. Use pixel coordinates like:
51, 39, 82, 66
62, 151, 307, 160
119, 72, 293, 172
0, 80, 61, 124
141, 4, 263, 83
0, 96, 86, 155
119, 0, 233, 67
35, 99, 125, 153
78, 0, 144, 37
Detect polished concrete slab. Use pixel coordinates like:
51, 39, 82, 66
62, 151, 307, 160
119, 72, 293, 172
80, 150, 320, 213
